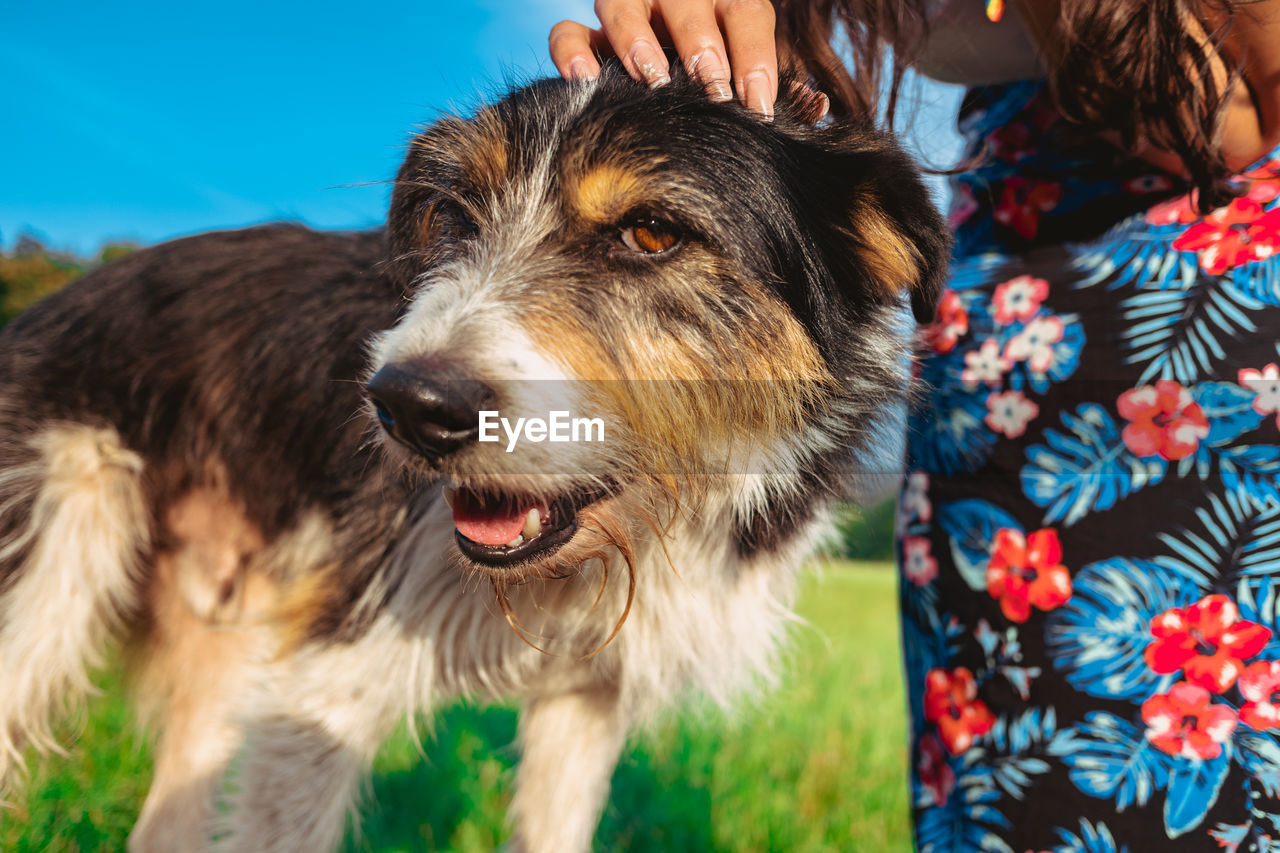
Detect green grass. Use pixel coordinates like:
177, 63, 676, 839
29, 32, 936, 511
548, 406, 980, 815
2, 562, 911, 852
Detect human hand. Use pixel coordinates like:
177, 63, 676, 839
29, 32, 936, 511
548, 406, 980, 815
548, 0, 779, 118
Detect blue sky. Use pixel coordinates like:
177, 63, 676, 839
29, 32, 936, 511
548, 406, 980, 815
2, 1, 962, 254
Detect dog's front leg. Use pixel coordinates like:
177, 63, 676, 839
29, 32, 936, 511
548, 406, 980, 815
210, 634, 409, 853
128, 552, 276, 853
509, 687, 629, 853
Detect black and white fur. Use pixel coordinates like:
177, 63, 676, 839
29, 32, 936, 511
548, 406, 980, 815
0, 63, 947, 851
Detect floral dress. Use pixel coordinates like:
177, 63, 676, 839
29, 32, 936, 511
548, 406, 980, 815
898, 80, 1280, 852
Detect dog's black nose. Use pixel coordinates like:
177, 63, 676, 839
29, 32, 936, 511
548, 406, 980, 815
366, 366, 494, 461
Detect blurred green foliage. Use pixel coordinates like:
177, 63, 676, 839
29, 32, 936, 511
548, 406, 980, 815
0, 234, 135, 325
828, 498, 897, 562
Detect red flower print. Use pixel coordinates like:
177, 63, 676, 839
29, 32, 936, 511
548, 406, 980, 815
991, 275, 1049, 325
987, 94, 1057, 163
1002, 315, 1064, 372
1145, 193, 1200, 227
924, 289, 969, 353
1146, 174, 1280, 227
1142, 682, 1238, 759
1145, 594, 1272, 693
916, 733, 956, 807
924, 667, 996, 755
994, 178, 1063, 241
962, 338, 1011, 388
1239, 660, 1280, 729
902, 536, 938, 586
1173, 197, 1280, 275
1117, 380, 1209, 461
985, 390, 1039, 439
985, 527, 1072, 623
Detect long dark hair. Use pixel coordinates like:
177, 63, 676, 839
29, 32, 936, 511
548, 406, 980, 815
775, 0, 1247, 209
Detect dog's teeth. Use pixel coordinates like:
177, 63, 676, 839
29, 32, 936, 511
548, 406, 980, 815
505, 534, 524, 548
522, 507, 542, 540
443, 487, 456, 509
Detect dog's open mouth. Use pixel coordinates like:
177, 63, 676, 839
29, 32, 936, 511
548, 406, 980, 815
447, 486, 607, 567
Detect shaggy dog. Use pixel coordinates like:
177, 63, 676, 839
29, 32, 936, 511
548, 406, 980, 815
0, 62, 947, 851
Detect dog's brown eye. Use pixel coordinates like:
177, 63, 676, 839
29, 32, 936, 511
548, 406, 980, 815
424, 197, 480, 243
444, 203, 480, 238
621, 219, 680, 254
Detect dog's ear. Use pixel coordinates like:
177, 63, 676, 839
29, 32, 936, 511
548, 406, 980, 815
845, 144, 951, 325
775, 105, 952, 324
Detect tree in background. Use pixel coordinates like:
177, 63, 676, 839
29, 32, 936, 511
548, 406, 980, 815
0, 233, 134, 325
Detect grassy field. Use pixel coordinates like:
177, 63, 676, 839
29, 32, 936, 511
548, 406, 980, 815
1, 562, 911, 852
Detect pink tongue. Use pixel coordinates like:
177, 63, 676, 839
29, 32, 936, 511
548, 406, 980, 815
453, 492, 531, 546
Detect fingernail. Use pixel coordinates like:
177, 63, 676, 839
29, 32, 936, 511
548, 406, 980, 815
688, 49, 732, 102
743, 71, 773, 121
630, 40, 670, 87
569, 58, 596, 82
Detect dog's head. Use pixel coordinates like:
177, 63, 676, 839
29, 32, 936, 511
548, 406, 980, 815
368, 62, 949, 582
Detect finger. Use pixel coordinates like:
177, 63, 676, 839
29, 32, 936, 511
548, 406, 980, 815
718, 0, 778, 117
659, 0, 733, 102
595, 0, 671, 87
549, 19, 606, 80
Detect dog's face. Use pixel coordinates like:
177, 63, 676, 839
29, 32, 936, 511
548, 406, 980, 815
368, 64, 949, 582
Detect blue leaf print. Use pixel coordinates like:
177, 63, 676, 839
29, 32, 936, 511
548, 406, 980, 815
969, 708, 1061, 800
1120, 278, 1263, 384
1238, 730, 1280, 798
915, 773, 1014, 853
1021, 404, 1167, 526
1052, 818, 1132, 853
1049, 711, 1173, 811
902, 568, 943, 627
1071, 211, 1197, 293
1230, 250, 1280, 306
1239, 505, 1280, 579
1043, 315, 1085, 383
1217, 444, 1280, 509
1045, 558, 1202, 701
910, 353, 998, 476
1164, 746, 1232, 838
1174, 442, 1215, 481
989, 706, 1060, 757
949, 251, 1015, 294
1157, 491, 1280, 586
955, 80, 1045, 142
1194, 381, 1267, 446
1156, 493, 1280, 656
936, 499, 1022, 592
